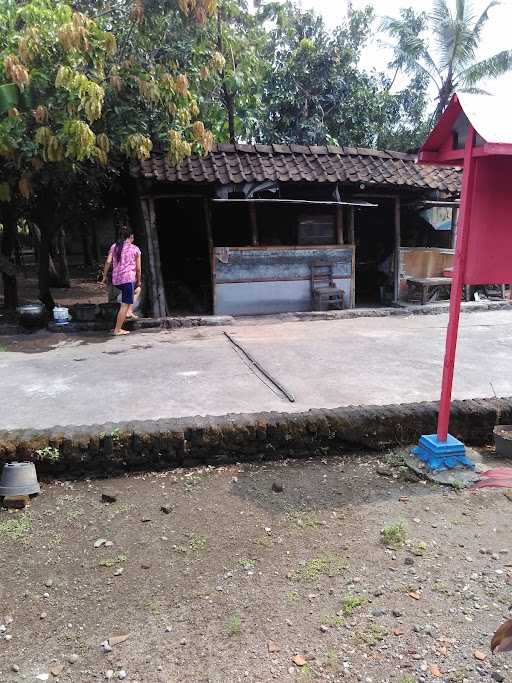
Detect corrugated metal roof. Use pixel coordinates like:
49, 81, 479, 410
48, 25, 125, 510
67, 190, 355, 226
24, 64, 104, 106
457, 92, 512, 145
131, 143, 460, 194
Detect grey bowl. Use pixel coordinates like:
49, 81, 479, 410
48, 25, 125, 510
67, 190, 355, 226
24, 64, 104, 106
494, 425, 512, 458
0, 462, 40, 496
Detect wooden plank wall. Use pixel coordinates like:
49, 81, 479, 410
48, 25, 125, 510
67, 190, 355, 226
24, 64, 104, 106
213, 245, 354, 316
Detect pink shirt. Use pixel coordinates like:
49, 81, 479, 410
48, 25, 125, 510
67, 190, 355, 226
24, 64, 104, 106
109, 241, 140, 286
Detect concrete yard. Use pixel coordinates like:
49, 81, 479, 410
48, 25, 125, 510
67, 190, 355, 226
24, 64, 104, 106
1, 310, 512, 431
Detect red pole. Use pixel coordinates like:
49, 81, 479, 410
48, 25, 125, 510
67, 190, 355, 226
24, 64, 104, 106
437, 126, 476, 441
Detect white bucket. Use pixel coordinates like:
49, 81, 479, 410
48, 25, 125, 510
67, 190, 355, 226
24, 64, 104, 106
53, 306, 70, 325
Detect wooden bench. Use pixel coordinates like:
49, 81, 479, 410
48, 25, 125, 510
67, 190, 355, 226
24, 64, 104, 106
406, 276, 453, 305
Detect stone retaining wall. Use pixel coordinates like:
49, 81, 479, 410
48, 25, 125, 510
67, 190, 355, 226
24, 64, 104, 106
0, 397, 509, 478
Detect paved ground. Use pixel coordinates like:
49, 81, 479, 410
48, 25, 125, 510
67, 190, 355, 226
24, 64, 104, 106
2, 310, 512, 430
1, 453, 512, 682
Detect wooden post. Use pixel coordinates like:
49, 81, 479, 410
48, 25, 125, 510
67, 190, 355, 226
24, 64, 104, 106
394, 197, 401, 304
437, 126, 477, 442
249, 201, 258, 246
450, 206, 458, 249
348, 207, 356, 307
140, 197, 167, 318
348, 206, 355, 244
335, 206, 344, 244
203, 198, 215, 314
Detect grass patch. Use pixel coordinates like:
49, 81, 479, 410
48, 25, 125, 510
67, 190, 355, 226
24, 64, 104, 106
397, 676, 416, 683
255, 535, 273, 548
381, 521, 407, 549
407, 541, 428, 556
325, 649, 340, 672
291, 556, 345, 582
35, 446, 60, 462
174, 535, 208, 553
238, 558, 256, 570
323, 614, 344, 629
384, 451, 407, 468
432, 580, 451, 595
299, 663, 312, 679
184, 475, 205, 492
98, 553, 127, 568
65, 509, 84, 520
226, 613, 241, 636
188, 535, 207, 552
355, 623, 388, 647
286, 591, 299, 603
0, 514, 31, 539
287, 510, 322, 529
341, 594, 367, 615
110, 428, 121, 442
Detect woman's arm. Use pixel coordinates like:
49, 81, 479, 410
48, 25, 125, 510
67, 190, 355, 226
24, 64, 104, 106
135, 253, 142, 287
101, 251, 113, 284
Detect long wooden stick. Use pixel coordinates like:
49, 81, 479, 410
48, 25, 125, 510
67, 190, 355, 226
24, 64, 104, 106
223, 331, 296, 403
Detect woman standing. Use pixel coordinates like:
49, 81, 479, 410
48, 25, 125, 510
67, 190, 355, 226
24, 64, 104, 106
102, 226, 142, 336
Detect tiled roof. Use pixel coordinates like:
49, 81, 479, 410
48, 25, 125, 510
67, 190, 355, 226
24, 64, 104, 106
131, 143, 460, 193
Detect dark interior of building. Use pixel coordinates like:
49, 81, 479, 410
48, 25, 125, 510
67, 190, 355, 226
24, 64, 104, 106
155, 197, 212, 314
353, 198, 395, 306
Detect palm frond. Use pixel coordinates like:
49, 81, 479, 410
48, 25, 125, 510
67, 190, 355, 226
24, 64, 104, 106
430, 0, 456, 70
457, 49, 512, 84
414, 58, 443, 89
457, 1, 500, 67
458, 86, 492, 95
421, 47, 443, 82
472, 0, 500, 39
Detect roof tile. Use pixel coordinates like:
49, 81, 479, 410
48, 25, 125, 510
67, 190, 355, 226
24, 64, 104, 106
131, 144, 460, 193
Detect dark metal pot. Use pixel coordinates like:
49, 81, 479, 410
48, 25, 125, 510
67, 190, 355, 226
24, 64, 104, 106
493, 425, 512, 458
17, 303, 46, 329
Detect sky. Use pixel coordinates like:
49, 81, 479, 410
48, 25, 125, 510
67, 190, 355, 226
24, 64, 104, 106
295, 0, 512, 98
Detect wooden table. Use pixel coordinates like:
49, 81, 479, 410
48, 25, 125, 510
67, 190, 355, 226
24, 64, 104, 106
406, 277, 453, 305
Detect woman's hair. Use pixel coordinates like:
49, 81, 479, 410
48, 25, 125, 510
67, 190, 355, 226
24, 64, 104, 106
114, 225, 132, 262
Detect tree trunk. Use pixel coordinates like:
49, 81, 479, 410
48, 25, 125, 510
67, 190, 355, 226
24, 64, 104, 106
52, 227, 70, 288
217, 5, 236, 144
82, 226, 94, 267
1, 204, 18, 311
33, 217, 57, 313
223, 85, 236, 144
38, 223, 56, 313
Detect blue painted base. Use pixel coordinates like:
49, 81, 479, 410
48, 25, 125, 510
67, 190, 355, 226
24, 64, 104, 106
413, 434, 475, 472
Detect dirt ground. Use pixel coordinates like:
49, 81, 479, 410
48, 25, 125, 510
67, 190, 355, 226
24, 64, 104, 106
1, 265, 105, 310
1, 454, 512, 683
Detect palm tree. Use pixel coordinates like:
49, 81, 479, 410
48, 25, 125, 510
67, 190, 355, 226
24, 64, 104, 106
383, 0, 512, 123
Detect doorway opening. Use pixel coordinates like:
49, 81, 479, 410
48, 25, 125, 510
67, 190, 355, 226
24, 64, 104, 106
354, 198, 396, 306
155, 197, 212, 314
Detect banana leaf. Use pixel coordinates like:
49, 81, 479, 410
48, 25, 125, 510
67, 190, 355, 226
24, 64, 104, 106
0, 83, 19, 113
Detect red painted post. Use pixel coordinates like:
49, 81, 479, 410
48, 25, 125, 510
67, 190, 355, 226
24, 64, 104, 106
437, 126, 477, 442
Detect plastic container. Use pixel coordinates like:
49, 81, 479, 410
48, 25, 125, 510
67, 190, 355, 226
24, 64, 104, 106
53, 306, 70, 325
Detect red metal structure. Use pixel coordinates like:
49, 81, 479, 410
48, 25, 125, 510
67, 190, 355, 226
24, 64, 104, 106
414, 92, 512, 470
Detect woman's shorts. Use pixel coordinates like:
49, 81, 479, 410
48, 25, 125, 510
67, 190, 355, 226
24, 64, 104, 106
115, 282, 135, 305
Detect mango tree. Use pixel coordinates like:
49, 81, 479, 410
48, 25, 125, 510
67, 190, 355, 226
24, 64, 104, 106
0, 0, 216, 311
